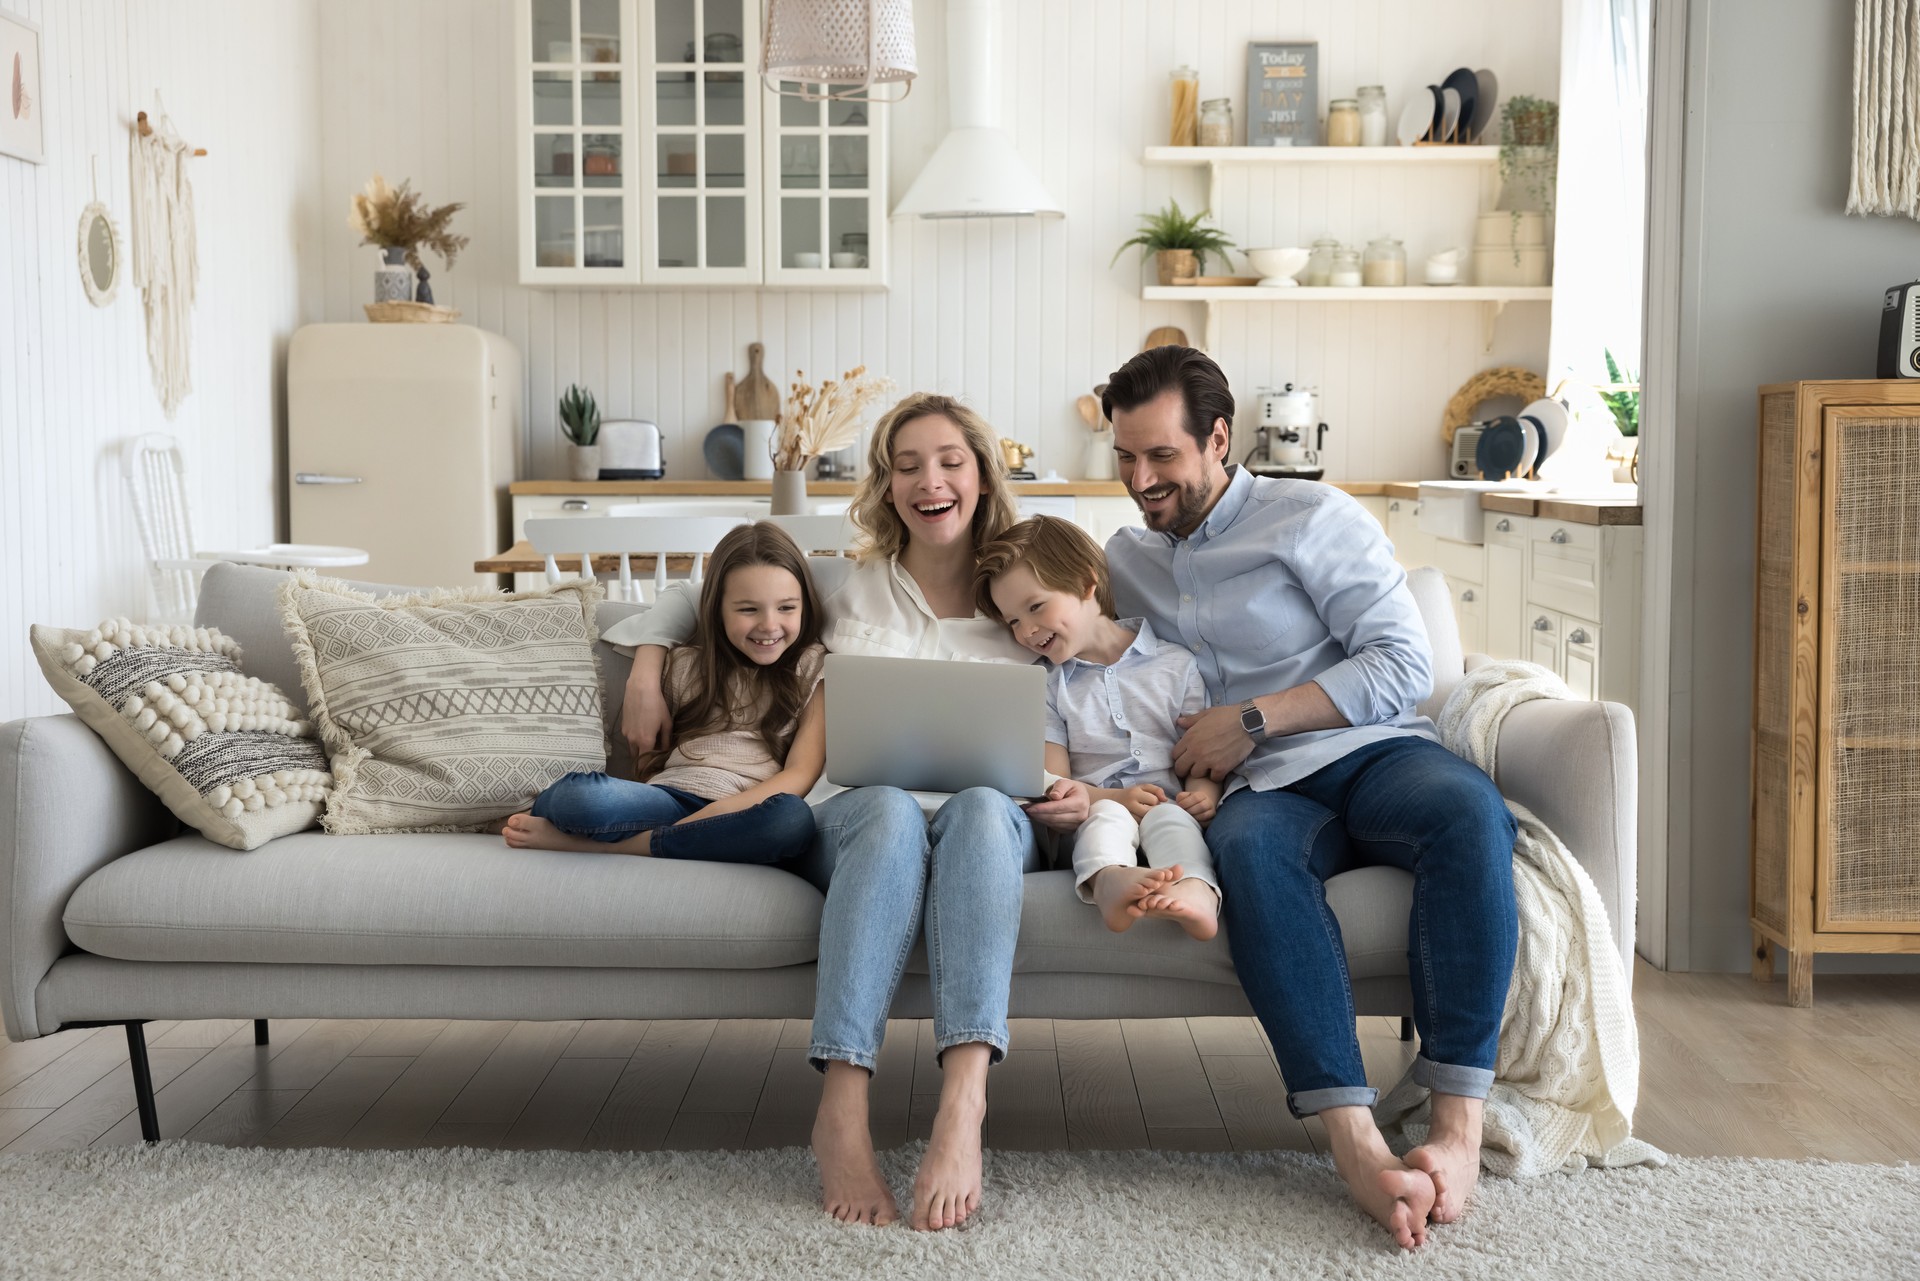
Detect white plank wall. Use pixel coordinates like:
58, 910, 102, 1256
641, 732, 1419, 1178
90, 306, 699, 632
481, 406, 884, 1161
316, 0, 1557, 486
0, 0, 322, 719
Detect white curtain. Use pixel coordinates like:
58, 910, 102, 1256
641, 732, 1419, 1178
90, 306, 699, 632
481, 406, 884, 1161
1546, 0, 1651, 397
1848, 0, 1920, 218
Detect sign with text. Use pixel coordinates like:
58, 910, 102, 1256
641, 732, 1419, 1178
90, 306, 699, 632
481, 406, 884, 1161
1246, 41, 1318, 147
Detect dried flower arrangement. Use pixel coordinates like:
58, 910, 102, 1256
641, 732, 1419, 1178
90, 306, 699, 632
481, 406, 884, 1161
773, 367, 896, 472
347, 173, 470, 273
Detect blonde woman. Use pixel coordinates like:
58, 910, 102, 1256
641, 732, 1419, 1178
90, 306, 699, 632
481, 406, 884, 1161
606, 393, 1035, 1232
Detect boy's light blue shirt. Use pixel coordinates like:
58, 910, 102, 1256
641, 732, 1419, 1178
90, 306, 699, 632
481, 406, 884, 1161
1043, 618, 1207, 796
1105, 467, 1438, 792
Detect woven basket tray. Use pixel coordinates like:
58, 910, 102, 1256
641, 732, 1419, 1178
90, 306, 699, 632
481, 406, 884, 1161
363, 301, 462, 324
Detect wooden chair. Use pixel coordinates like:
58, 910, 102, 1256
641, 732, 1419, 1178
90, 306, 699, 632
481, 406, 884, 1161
526, 514, 753, 602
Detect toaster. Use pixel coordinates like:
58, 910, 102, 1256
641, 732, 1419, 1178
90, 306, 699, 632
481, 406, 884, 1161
1449, 424, 1485, 478
598, 418, 664, 479
1878, 281, 1920, 378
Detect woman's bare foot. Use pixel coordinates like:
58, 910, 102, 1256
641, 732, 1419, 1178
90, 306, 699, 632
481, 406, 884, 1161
1134, 878, 1221, 940
500, 812, 600, 853
1404, 1093, 1484, 1223
812, 1063, 897, 1226
1089, 864, 1180, 933
912, 1044, 988, 1231
1320, 1105, 1438, 1249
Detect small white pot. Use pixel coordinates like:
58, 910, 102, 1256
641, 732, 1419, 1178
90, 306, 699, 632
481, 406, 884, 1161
568, 444, 602, 481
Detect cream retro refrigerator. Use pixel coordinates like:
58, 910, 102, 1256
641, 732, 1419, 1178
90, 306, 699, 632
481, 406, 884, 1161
288, 324, 522, 587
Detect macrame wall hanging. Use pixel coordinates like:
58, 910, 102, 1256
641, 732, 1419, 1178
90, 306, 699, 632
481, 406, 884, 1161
129, 96, 201, 418
1848, 0, 1920, 219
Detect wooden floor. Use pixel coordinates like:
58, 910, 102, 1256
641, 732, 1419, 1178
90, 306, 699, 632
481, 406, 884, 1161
4, 962, 1918, 1160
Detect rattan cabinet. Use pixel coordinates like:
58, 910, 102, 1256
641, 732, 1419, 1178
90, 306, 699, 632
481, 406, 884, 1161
1752, 380, 1920, 1006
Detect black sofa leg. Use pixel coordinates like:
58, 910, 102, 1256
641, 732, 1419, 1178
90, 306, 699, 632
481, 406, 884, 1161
254, 1019, 270, 1046
125, 1022, 161, 1143
1399, 1017, 1414, 1043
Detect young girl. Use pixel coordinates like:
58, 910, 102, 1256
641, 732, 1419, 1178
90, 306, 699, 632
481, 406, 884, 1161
499, 521, 827, 864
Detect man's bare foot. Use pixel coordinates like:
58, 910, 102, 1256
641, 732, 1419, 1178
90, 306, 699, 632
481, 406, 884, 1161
1134, 878, 1221, 940
912, 1044, 988, 1231
1089, 864, 1181, 933
812, 1067, 898, 1227
1320, 1105, 1437, 1249
500, 812, 601, 853
1404, 1093, 1484, 1223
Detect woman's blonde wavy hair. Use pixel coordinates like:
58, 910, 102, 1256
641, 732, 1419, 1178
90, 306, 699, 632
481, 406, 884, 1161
849, 392, 1021, 564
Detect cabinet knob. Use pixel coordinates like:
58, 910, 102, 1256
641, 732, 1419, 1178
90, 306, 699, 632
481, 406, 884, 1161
561, 499, 591, 512
1569, 628, 1591, 645
1533, 616, 1553, 631
1412, 501, 1423, 514
1460, 589, 1475, 603
1389, 501, 1401, 512
1550, 528, 1571, 544
1495, 518, 1512, 532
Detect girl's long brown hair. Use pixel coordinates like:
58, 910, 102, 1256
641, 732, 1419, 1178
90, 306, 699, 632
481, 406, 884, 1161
638, 522, 824, 777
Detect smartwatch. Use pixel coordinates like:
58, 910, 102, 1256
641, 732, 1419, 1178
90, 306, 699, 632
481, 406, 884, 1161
1238, 699, 1266, 740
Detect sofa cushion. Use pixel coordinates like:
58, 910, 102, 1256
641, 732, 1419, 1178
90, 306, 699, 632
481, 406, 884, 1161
61, 832, 825, 970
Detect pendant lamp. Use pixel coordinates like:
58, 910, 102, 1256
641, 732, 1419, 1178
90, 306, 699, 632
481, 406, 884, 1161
760, 0, 917, 103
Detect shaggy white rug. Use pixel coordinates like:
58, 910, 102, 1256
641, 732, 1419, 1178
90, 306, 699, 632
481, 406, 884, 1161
2, 1143, 1914, 1281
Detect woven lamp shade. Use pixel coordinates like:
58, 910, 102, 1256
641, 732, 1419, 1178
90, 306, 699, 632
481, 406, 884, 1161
761, 0, 917, 102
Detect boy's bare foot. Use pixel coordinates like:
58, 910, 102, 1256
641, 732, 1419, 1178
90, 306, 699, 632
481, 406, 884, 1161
812, 1069, 898, 1227
1089, 864, 1181, 933
1135, 878, 1221, 940
912, 1043, 989, 1231
500, 812, 600, 853
1404, 1093, 1484, 1223
1320, 1105, 1438, 1249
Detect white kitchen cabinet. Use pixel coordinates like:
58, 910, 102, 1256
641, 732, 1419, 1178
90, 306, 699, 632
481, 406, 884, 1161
1483, 518, 1526, 660
1384, 498, 1433, 570
514, 0, 887, 287
1480, 508, 1640, 703
1447, 577, 1485, 655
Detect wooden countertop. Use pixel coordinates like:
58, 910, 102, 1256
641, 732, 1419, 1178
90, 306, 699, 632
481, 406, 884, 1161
1478, 493, 1642, 525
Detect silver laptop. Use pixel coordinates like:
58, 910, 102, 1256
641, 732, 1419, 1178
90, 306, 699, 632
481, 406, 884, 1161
823, 654, 1048, 797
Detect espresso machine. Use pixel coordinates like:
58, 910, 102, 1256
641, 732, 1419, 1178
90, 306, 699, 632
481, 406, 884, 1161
1245, 384, 1329, 480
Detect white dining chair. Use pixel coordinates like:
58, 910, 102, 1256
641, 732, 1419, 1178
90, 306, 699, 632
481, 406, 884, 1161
526, 514, 754, 602
767, 512, 859, 554
120, 433, 369, 623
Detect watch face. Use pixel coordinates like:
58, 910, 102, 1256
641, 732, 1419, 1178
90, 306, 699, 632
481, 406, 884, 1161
1240, 705, 1263, 734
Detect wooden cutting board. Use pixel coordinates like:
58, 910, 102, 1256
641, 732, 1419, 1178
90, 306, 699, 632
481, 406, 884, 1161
735, 342, 781, 421
1142, 325, 1191, 351
1167, 276, 1260, 288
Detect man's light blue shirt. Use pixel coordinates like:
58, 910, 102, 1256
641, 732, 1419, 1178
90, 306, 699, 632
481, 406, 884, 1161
1105, 466, 1438, 792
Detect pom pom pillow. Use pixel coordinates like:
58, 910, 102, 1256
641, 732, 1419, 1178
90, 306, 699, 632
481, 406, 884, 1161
277, 574, 607, 835
30, 620, 332, 850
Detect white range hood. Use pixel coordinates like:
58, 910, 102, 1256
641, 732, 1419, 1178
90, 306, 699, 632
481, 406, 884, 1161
892, 0, 1061, 219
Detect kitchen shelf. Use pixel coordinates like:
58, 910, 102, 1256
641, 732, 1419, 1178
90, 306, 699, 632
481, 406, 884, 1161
1143, 145, 1500, 165
1145, 285, 1552, 352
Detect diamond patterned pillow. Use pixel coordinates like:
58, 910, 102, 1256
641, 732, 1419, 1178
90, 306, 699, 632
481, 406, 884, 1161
278, 575, 607, 834
30, 620, 332, 850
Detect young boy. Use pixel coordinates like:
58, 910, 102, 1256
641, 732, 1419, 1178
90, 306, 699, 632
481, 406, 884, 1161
974, 516, 1223, 940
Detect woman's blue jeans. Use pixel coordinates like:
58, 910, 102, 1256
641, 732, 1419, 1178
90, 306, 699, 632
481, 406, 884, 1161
794, 786, 1040, 1074
1206, 736, 1518, 1118
530, 771, 816, 864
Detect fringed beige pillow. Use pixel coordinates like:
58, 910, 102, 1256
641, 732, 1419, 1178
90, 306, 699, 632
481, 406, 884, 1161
278, 574, 607, 834
30, 620, 332, 850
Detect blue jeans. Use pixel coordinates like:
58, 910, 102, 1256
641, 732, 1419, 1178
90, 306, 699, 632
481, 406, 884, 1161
794, 786, 1040, 1074
530, 771, 816, 864
1207, 736, 1518, 1117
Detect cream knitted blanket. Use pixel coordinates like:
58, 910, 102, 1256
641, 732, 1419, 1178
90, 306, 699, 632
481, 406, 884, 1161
1374, 660, 1666, 1176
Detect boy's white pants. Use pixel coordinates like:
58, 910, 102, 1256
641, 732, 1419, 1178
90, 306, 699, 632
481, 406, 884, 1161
1071, 799, 1222, 904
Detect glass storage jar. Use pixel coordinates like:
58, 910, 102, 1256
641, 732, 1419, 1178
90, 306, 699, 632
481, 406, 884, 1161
1357, 86, 1388, 146
1362, 237, 1407, 286
1329, 247, 1363, 287
1326, 98, 1361, 146
1169, 66, 1199, 146
1198, 97, 1233, 147
1304, 237, 1341, 286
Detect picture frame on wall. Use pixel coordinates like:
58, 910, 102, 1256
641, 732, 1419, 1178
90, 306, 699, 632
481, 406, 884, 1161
1246, 40, 1318, 147
1, 10, 44, 165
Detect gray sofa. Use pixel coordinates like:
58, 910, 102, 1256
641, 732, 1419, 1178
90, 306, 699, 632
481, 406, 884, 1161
0, 562, 1637, 1141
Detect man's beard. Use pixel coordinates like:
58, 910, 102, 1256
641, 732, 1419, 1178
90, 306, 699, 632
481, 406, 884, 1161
1134, 479, 1213, 536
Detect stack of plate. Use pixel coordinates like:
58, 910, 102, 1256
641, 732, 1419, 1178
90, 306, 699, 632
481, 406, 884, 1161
1396, 67, 1499, 146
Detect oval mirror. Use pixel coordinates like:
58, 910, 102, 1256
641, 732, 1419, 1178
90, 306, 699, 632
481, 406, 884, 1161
78, 201, 121, 306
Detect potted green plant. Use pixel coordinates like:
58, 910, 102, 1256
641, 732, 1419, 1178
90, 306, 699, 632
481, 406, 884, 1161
559, 384, 601, 481
1497, 96, 1558, 264
1112, 199, 1238, 285
1599, 347, 1641, 482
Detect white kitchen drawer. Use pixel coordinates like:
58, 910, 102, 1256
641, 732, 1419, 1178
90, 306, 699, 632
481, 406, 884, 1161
1385, 499, 1432, 569
1483, 511, 1526, 547
1561, 615, 1601, 701
1528, 608, 1562, 673
1529, 520, 1599, 556
1429, 535, 1485, 586
1447, 576, 1486, 655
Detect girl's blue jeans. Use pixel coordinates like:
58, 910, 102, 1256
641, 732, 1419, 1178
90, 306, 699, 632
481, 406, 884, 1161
530, 771, 816, 864
1207, 736, 1519, 1118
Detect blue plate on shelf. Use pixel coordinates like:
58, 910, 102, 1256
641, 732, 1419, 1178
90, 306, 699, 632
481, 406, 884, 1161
1474, 415, 1528, 480
703, 423, 745, 480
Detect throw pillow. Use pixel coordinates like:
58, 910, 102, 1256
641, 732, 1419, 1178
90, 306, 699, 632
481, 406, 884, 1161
29, 620, 332, 851
278, 575, 607, 834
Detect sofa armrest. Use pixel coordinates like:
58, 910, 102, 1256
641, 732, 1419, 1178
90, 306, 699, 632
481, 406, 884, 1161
1489, 697, 1637, 977
0, 715, 177, 1040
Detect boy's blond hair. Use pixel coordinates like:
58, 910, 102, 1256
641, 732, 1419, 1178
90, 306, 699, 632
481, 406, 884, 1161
974, 515, 1117, 621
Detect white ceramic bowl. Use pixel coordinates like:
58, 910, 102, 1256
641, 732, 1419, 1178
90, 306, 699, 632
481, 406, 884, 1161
1243, 246, 1309, 284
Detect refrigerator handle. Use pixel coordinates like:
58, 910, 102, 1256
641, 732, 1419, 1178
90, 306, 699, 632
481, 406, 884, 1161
294, 473, 365, 485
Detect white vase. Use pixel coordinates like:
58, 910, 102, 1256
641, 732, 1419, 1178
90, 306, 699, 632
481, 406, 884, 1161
568, 445, 601, 481
742, 420, 776, 481
771, 469, 809, 516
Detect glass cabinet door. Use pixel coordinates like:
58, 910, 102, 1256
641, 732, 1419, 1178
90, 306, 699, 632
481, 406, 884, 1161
639, 0, 761, 284
521, 0, 637, 282
764, 81, 886, 287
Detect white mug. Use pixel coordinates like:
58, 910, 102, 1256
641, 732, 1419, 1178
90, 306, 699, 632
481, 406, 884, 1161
793, 252, 823, 269
742, 419, 776, 480
830, 252, 867, 269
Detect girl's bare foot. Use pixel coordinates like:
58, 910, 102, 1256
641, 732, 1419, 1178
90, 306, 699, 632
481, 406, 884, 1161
1320, 1105, 1438, 1249
1089, 864, 1181, 933
483, 811, 525, 835
500, 812, 600, 853
1404, 1093, 1484, 1223
1135, 878, 1221, 940
812, 1065, 897, 1227
912, 1044, 988, 1231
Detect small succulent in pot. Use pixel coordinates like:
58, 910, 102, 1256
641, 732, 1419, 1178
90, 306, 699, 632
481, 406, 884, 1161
559, 384, 602, 481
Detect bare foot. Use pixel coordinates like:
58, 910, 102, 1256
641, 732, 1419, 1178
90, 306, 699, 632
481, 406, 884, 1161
812, 1070, 898, 1227
1089, 864, 1181, 933
1135, 877, 1221, 940
1321, 1106, 1438, 1249
1404, 1093, 1484, 1224
500, 812, 601, 853
911, 1093, 985, 1231
483, 811, 525, 835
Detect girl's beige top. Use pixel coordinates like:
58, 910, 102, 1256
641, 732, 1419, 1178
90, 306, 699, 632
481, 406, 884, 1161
647, 642, 826, 800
